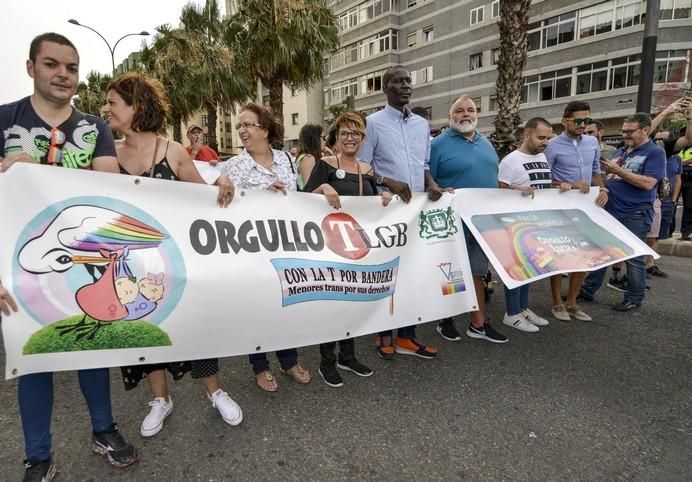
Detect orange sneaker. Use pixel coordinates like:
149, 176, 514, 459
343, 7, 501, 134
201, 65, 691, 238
374, 335, 395, 360
394, 337, 438, 359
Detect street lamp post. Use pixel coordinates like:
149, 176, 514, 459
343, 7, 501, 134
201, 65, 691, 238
68, 19, 149, 75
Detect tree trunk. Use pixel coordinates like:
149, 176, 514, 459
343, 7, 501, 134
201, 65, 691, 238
492, 0, 531, 159
172, 114, 182, 143
268, 80, 284, 127
206, 102, 218, 153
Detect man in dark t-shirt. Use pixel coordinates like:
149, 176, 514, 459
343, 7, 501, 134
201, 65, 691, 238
579, 113, 666, 312
0, 32, 137, 480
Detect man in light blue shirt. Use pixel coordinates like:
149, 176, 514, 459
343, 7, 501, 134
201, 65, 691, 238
543, 101, 608, 323
358, 65, 446, 360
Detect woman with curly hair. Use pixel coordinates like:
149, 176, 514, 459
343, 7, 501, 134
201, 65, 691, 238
220, 102, 312, 392
102, 72, 242, 437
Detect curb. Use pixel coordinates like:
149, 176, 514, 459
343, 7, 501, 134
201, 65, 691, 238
656, 237, 692, 257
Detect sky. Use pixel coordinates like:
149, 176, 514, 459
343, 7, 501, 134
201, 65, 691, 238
0, 0, 221, 104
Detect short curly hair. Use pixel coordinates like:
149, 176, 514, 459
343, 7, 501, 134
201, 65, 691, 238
107, 73, 170, 133
333, 110, 366, 135
240, 102, 284, 145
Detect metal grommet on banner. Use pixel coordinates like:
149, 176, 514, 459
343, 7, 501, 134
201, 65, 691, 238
134, 178, 141, 185
346, 331, 350, 337
240, 191, 246, 197
138, 356, 146, 362
417, 317, 422, 322
12, 368, 17, 375
255, 345, 261, 351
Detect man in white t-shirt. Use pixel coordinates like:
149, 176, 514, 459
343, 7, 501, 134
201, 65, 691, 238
497, 117, 553, 332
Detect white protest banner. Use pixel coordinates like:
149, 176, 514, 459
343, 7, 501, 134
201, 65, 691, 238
0, 164, 476, 379
454, 188, 658, 290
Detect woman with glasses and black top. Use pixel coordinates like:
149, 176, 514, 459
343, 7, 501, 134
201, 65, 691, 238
301, 111, 392, 387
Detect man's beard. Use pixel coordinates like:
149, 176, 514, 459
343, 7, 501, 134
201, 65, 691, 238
450, 118, 477, 134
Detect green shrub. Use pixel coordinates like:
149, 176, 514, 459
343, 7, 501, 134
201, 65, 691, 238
23, 316, 172, 354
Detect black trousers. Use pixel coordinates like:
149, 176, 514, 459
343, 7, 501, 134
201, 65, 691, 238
681, 175, 692, 235
319, 338, 355, 367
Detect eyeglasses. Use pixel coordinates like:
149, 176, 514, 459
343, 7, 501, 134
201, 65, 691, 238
46, 128, 66, 165
338, 130, 364, 140
571, 117, 593, 126
235, 122, 262, 130
620, 127, 643, 135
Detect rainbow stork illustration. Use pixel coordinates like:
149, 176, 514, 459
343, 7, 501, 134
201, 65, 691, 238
18, 205, 167, 339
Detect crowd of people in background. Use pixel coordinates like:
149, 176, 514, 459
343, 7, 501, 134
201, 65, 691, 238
1, 32, 691, 481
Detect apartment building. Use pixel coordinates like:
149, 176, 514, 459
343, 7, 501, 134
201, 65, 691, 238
324, 0, 692, 134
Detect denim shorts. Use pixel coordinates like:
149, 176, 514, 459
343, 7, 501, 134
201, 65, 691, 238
463, 224, 489, 277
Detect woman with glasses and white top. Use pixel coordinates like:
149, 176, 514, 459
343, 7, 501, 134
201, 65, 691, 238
300, 111, 392, 388
220, 102, 312, 392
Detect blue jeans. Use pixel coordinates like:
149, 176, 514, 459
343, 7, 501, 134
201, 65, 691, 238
581, 210, 650, 304
504, 284, 529, 316
19, 369, 114, 460
248, 349, 298, 374
658, 198, 675, 240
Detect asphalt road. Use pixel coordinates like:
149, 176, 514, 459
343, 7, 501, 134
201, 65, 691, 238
1, 255, 690, 481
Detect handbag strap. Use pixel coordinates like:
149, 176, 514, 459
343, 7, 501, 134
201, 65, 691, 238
148, 136, 161, 178
358, 167, 363, 196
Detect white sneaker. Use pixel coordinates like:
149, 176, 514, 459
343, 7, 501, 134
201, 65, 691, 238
208, 389, 243, 426
522, 308, 549, 327
502, 313, 539, 332
140, 397, 173, 437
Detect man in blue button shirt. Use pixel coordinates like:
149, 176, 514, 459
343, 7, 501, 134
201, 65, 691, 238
429, 95, 509, 344
359, 65, 448, 360
544, 101, 608, 323
579, 113, 666, 311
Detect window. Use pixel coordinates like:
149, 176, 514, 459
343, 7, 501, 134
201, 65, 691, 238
491, 0, 500, 18
423, 26, 434, 42
489, 95, 499, 112
330, 30, 398, 70
660, 0, 692, 19
610, 54, 641, 89
407, 0, 417, 7
469, 52, 483, 71
491, 48, 501, 65
579, 0, 644, 39
225, 122, 231, 132
528, 11, 576, 50
654, 50, 690, 83
291, 113, 299, 125
521, 69, 572, 103
407, 32, 417, 47
470, 6, 484, 25
576, 61, 610, 94
336, 0, 394, 33
201, 115, 208, 126
220, 138, 224, 149
471, 97, 482, 113
291, 86, 299, 96
203, 135, 210, 145
422, 66, 433, 83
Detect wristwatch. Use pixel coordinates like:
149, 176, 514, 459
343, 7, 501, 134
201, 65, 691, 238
375, 176, 385, 185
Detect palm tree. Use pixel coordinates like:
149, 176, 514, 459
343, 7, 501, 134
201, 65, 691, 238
140, 30, 200, 142
176, 0, 256, 151
227, 0, 339, 122
73, 71, 112, 116
492, 0, 532, 159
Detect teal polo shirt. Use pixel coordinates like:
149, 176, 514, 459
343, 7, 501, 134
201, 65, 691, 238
430, 128, 499, 189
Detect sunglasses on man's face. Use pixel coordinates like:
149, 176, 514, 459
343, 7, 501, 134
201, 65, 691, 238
571, 117, 593, 126
47, 128, 66, 165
